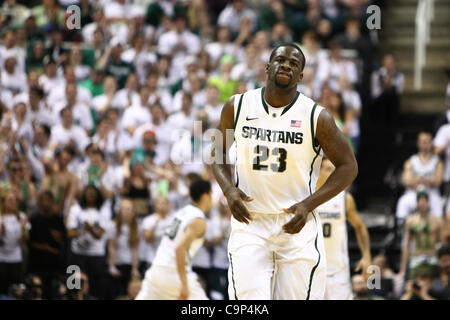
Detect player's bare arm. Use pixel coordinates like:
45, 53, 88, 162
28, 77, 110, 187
283, 109, 358, 234
401, 160, 416, 189
430, 160, 444, 188
211, 96, 254, 224
175, 218, 206, 300
346, 192, 371, 275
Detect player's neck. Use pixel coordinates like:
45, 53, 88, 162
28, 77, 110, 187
418, 151, 432, 160
192, 201, 207, 213
264, 83, 298, 108
418, 210, 430, 219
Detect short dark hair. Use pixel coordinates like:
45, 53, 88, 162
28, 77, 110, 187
79, 185, 104, 210
438, 244, 450, 259
90, 148, 105, 160
269, 42, 306, 71
38, 124, 51, 137
39, 190, 54, 201
189, 179, 211, 202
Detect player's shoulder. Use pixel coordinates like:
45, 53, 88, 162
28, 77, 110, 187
233, 87, 262, 102
182, 204, 205, 219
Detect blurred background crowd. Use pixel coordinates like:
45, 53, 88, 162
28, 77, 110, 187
0, 0, 449, 300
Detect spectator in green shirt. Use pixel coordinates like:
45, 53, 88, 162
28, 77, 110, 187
31, 0, 64, 29
207, 54, 238, 103
80, 67, 105, 98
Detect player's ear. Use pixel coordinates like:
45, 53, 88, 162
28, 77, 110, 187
297, 72, 303, 83
265, 63, 270, 74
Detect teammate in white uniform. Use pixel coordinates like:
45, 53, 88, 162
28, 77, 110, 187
135, 179, 212, 300
315, 158, 371, 300
211, 43, 358, 300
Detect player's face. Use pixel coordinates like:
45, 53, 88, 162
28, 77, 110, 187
439, 254, 450, 275
417, 133, 432, 153
266, 47, 303, 89
204, 191, 213, 213
417, 196, 429, 213
120, 200, 135, 222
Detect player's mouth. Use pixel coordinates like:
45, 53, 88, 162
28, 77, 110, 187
276, 71, 291, 79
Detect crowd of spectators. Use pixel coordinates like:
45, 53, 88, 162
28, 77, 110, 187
0, 0, 448, 300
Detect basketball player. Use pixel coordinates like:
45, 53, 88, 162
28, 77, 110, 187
135, 179, 212, 300
315, 158, 371, 300
211, 43, 358, 300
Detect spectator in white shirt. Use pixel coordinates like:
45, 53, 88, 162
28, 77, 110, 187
173, 72, 207, 112
101, 108, 135, 165
67, 45, 91, 83
67, 185, 110, 299
230, 42, 260, 83
205, 26, 241, 68
0, 190, 30, 296
82, 8, 108, 45
47, 65, 92, 108
167, 91, 195, 134
112, 73, 140, 111
157, 14, 201, 84
133, 103, 172, 166
92, 75, 120, 116
316, 39, 358, 93
49, 107, 91, 158
11, 104, 33, 152
371, 54, 404, 128
1, 56, 27, 94
204, 84, 222, 128
371, 54, 405, 100
170, 110, 210, 176
108, 198, 140, 299
217, 0, 257, 36
53, 82, 94, 134
0, 29, 26, 74
121, 85, 152, 136
38, 58, 63, 96
145, 71, 173, 114
140, 195, 173, 274
122, 33, 157, 85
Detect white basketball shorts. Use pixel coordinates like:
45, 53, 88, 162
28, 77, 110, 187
135, 265, 208, 300
227, 211, 326, 300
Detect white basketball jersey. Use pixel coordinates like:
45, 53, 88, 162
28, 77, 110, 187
233, 87, 324, 214
152, 204, 205, 271
316, 191, 349, 275
409, 154, 439, 180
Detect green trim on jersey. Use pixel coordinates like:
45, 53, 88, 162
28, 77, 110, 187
306, 212, 321, 300
261, 87, 300, 116
233, 94, 244, 130
310, 103, 322, 155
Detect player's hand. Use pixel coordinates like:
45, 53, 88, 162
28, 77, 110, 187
179, 282, 189, 300
224, 187, 253, 224
355, 257, 371, 277
282, 202, 309, 234
109, 266, 121, 277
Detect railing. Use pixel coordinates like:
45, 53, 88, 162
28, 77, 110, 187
414, 0, 435, 90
